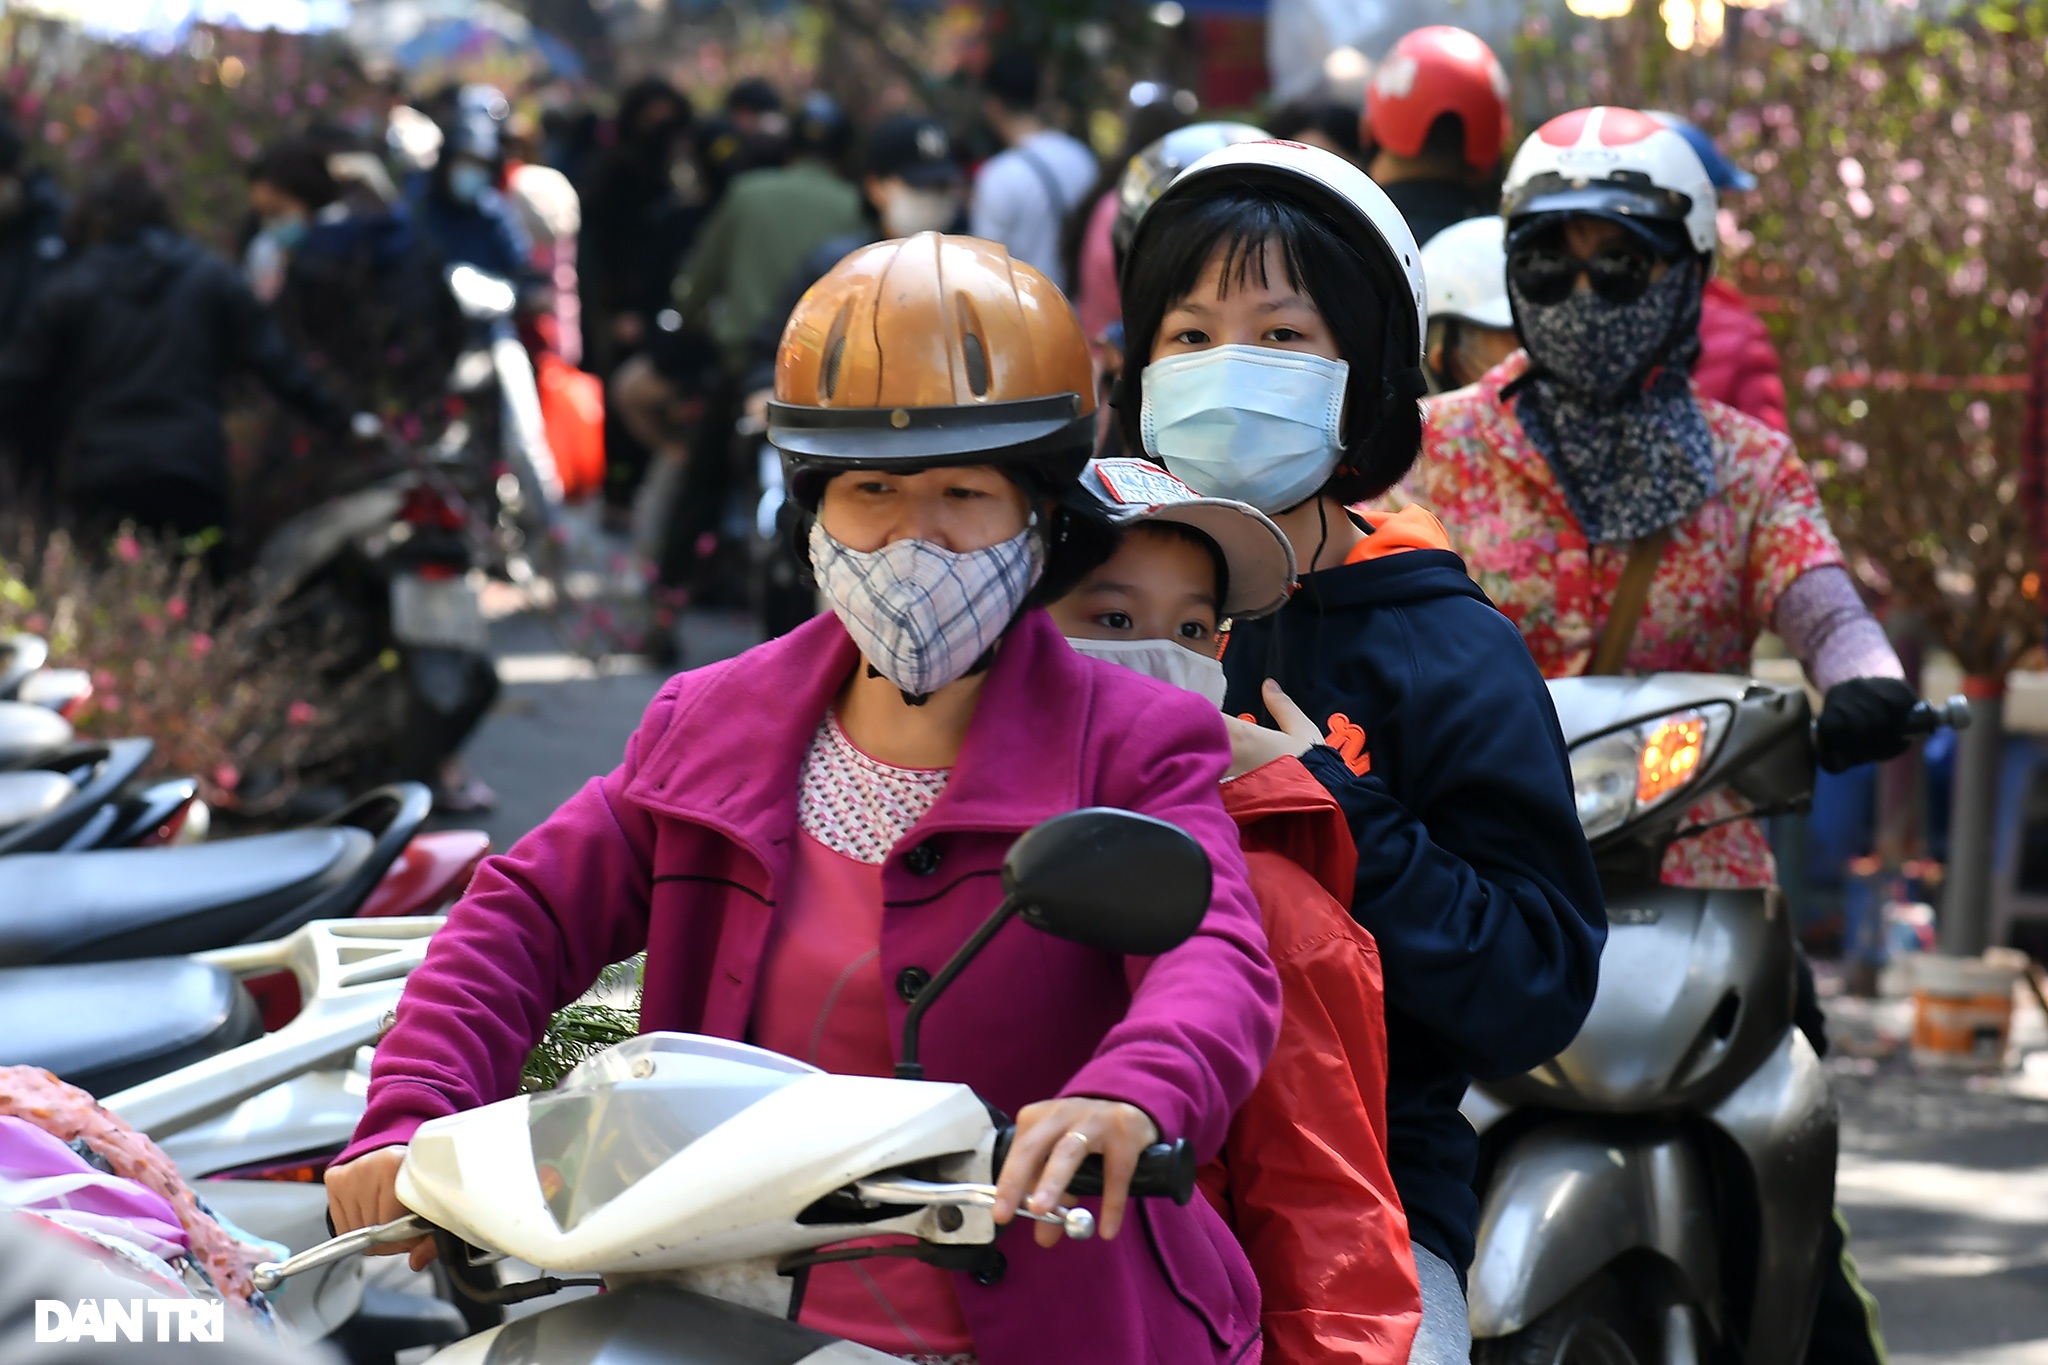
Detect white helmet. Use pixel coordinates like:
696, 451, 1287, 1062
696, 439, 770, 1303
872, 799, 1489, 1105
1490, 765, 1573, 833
1421, 217, 1512, 330
1133, 138, 1428, 369
1501, 106, 1719, 256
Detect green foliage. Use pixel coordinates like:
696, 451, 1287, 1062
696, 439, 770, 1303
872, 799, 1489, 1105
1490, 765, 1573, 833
521, 956, 647, 1093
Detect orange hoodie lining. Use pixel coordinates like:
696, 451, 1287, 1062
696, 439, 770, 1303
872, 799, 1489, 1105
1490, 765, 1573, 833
1343, 503, 1453, 564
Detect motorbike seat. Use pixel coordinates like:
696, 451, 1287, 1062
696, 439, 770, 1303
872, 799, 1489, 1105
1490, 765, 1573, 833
0, 957, 262, 1097
0, 701, 72, 770
0, 771, 75, 828
0, 828, 375, 966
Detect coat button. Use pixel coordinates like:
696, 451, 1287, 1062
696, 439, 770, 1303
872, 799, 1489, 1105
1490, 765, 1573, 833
903, 841, 942, 876
972, 1250, 1007, 1286
896, 966, 931, 1002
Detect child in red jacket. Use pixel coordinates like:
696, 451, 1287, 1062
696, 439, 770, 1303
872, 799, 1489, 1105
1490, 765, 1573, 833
1050, 457, 1421, 1364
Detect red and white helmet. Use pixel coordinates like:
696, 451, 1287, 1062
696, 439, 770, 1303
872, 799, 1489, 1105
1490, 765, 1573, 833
1362, 27, 1512, 174
1133, 138, 1428, 370
1501, 106, 1719, 256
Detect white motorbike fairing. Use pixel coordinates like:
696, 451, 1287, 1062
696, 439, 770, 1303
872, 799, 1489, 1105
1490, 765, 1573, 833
399, 1034, 999, 1284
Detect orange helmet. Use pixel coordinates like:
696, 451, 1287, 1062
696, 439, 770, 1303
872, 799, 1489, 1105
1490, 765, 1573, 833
1362, 26, 1512, 174
769, 232, 1097, 509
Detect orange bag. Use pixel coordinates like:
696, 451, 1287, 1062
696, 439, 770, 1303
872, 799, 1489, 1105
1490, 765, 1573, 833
538, 352, 606, 502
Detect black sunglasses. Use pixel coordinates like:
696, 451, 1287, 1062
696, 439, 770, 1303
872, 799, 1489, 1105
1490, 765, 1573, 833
1508, 243, 1660, 306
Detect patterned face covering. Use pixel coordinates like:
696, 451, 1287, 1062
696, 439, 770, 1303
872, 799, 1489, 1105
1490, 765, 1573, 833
1510, 258, 1719, 545
810, 518, 1043, 699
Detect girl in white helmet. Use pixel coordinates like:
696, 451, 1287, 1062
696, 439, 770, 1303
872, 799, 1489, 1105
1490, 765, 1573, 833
1117, 137, 1607, 1365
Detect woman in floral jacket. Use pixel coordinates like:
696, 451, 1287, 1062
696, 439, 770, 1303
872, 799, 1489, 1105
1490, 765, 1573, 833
1408, 105, 1914, 1365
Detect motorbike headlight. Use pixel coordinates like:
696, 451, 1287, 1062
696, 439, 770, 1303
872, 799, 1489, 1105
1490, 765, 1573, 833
1570, 729, 1641, 840
1568, 704, 1731, 839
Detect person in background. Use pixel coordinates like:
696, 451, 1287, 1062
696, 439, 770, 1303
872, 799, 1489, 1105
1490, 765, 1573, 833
580, 79, 694, 378
1063, 93, 1191, 366
503, 112, 583, 366
1270, 98, 1366, 166
1649, 110, 1788, 431
1050, 456, 1423, 1363
1360, 26, 1511, 250
651, 93, 865, 626
0, 114, 67, 348
1064, 90, 1196, 351
0, 167, 353, 561
670, 91, 862, 379
1413, 108, 1905, 1364
1418, 216, 1519, 393
243, 136, 341, 304
407, 85, 538, 296
722, 75, 787, 143
970, 47, 1099, 291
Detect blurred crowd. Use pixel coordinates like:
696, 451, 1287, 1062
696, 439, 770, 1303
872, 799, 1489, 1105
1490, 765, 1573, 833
0, 30, 1794, 651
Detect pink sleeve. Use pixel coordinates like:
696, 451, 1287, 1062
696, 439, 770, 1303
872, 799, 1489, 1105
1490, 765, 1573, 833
1744, 441, 1846, 638
1058, 694, 1281, 1161
1075, 191, 1123, 345
339, 682, 674, 1162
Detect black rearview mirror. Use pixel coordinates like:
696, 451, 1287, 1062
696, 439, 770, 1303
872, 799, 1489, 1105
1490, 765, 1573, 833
1005, 807, 1212, 956
896, 807, 1213, 1080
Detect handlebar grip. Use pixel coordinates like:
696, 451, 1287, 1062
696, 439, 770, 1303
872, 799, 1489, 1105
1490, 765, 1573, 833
1068, 1140, 1198, 1207
1906, 694, 1972, 736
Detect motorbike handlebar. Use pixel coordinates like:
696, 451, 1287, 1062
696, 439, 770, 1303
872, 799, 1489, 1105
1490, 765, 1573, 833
990, 1129, 1198, 1207
1906, 694, 1972, 736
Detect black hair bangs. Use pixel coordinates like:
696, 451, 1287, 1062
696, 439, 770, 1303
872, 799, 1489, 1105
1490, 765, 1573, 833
1115, 183, 1423, 503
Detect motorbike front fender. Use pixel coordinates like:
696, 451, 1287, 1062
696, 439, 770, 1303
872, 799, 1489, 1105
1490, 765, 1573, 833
1468, 1123, 1720, 1338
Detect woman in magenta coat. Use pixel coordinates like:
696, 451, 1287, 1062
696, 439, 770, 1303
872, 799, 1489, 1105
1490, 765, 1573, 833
325, 234, 1281, 1365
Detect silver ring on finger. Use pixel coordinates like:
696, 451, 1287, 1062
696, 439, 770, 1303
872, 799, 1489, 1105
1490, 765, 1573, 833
1063, 1130, 1092, 1149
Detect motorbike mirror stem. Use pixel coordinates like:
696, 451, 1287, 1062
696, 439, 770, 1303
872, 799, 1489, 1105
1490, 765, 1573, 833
896, 893, 1024, 1082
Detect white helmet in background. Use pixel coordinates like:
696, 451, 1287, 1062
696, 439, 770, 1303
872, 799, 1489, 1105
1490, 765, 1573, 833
1501, 105, 1719, 257
1421, 216, 1512, 331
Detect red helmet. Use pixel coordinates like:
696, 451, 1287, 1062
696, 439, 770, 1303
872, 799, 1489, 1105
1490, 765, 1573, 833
1361, 26, 1512, 173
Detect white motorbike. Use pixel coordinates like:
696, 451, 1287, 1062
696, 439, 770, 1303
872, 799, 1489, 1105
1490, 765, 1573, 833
3, 916, 453, 1357
254, 809, 1212, 1363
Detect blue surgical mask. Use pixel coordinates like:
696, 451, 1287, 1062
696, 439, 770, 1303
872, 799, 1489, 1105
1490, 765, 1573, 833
262, 215, 307, 250
1139, 345, 1349, 515
447, 163, 492, 204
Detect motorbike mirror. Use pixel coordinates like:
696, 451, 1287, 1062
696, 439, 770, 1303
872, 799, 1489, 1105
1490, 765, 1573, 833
1006, 808, 1212, 956
447, 265, 516, 321
895, 808, 1211, 1081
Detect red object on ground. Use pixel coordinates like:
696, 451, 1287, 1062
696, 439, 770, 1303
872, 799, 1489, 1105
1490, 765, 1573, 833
1695, 278, 1789, 433
243, 970, 303, 1033
357, 830, 492, 919
1200, 756, 1422, 1364
539, 352, 606, 501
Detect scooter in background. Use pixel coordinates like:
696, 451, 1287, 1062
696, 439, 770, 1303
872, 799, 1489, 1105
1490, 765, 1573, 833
1, 915, 473, 1360
1464, 676, 1965, 1365
0, 783, 442, 970
254, 810, 1209, 1364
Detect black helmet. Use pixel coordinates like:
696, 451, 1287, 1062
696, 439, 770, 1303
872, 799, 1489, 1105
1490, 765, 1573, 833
792, 92, 853, 162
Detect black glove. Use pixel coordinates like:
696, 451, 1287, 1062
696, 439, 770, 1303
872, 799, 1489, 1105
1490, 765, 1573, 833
1815, 676, 1920, 773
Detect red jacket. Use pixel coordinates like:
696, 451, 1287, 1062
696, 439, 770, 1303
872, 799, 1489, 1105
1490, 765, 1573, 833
1201, 757, 1422, 1364
1694, 278, 1788, 432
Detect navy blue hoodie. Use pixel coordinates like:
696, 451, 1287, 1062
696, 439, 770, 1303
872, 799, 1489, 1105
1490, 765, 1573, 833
1221, 507, 1606, 1284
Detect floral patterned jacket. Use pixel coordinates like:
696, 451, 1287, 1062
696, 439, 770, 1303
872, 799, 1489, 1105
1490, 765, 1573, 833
1398, 350, 1843, 887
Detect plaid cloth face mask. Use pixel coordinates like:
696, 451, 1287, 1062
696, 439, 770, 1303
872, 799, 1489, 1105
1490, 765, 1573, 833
810, 518, 1044, 699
